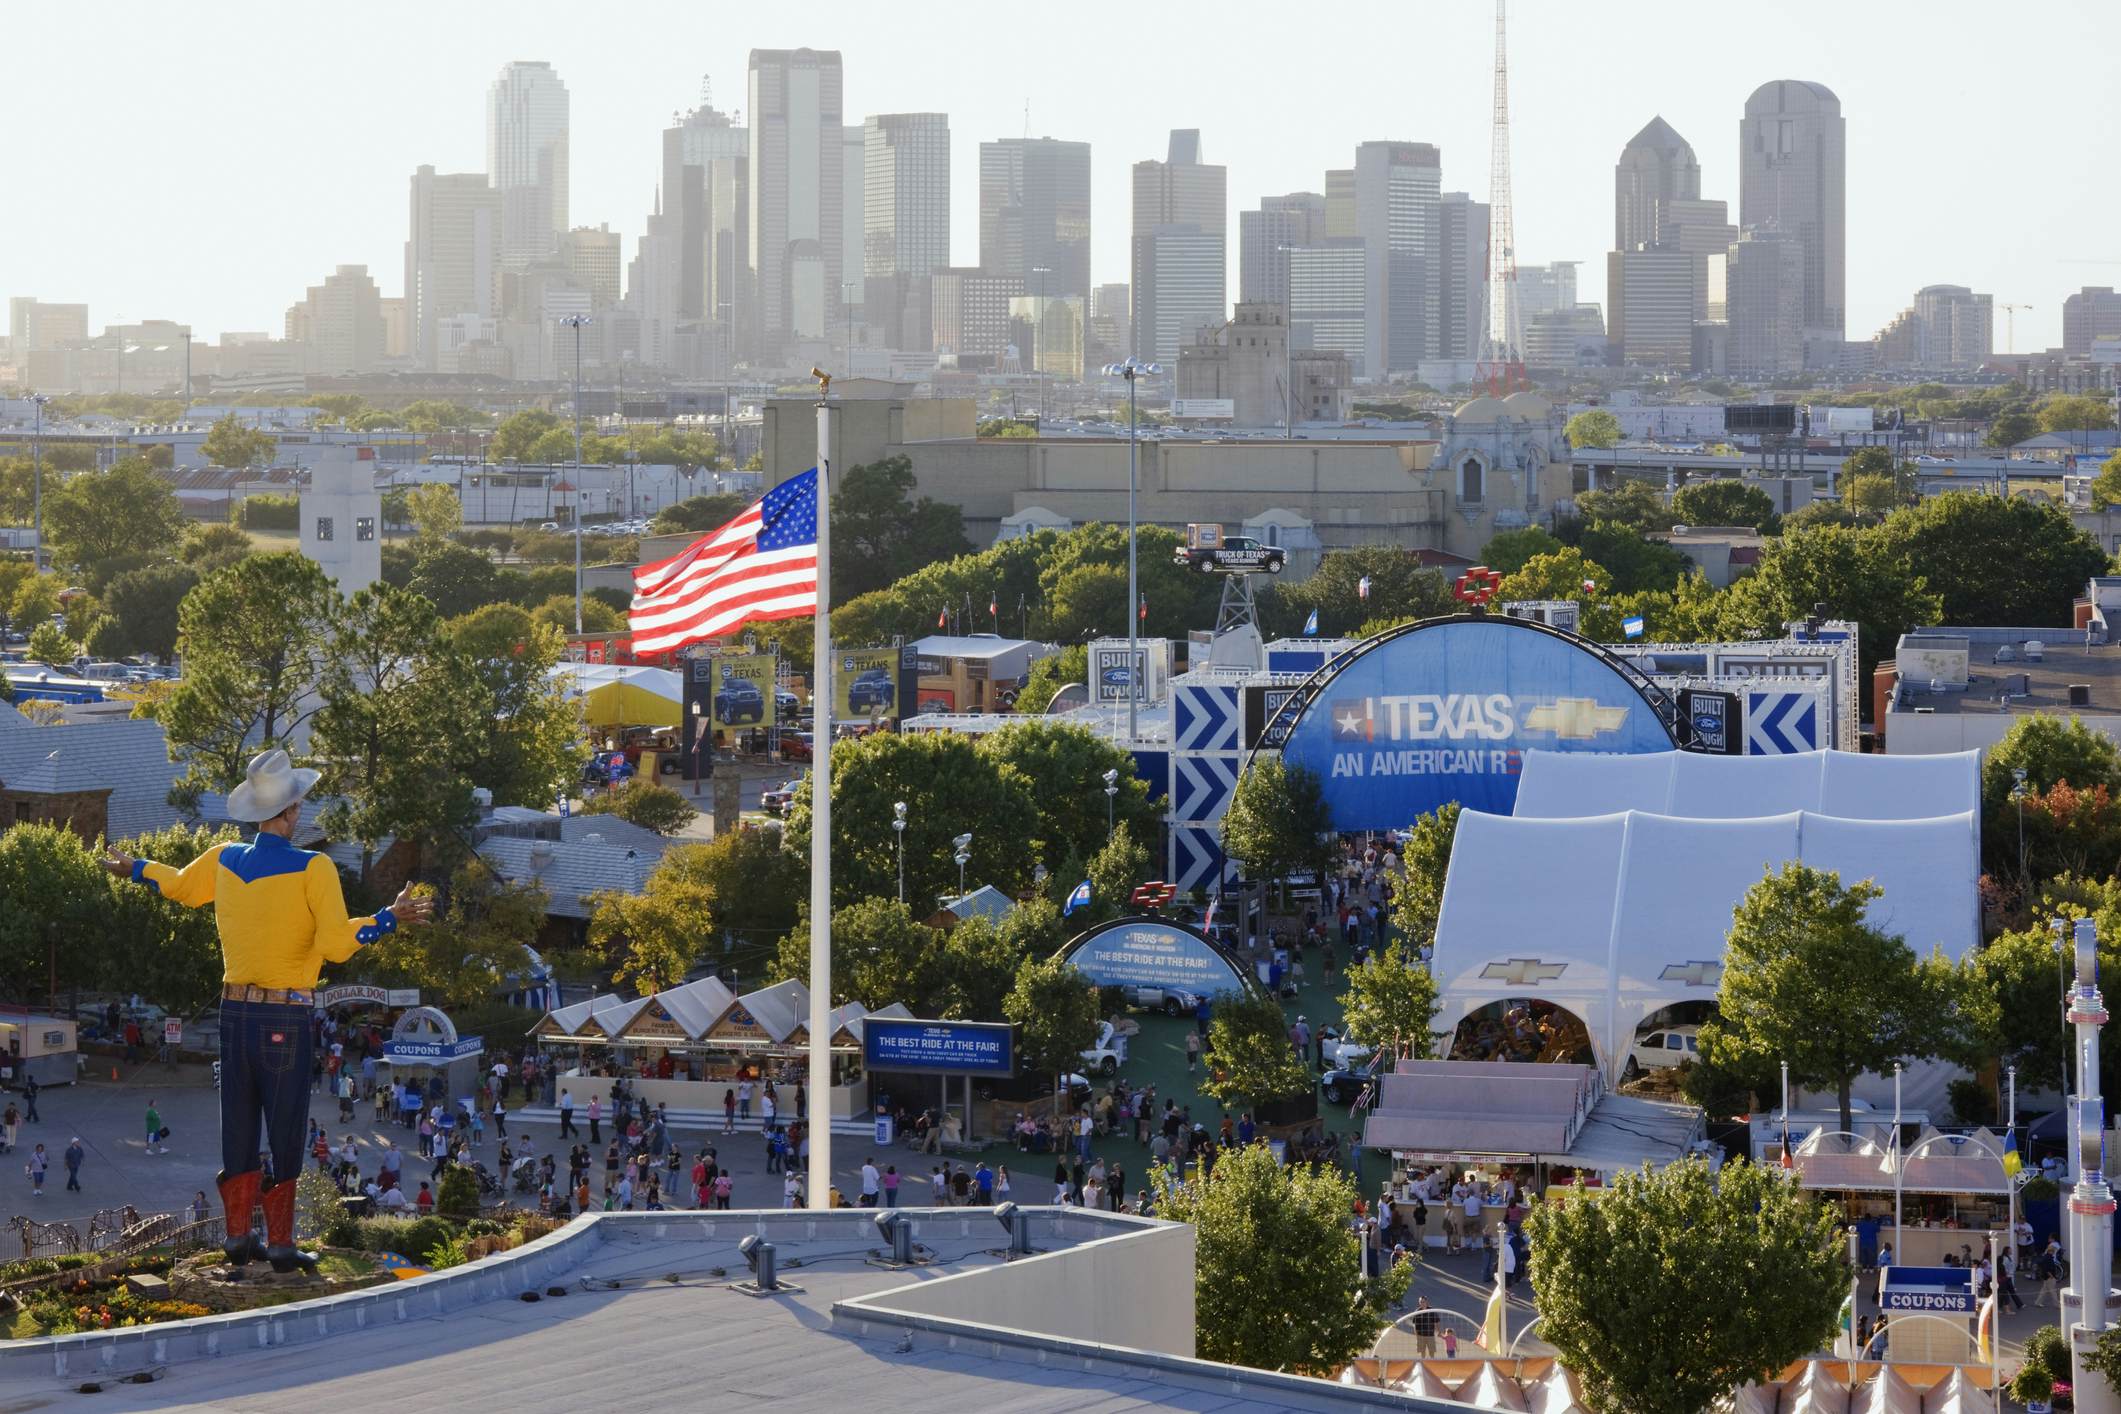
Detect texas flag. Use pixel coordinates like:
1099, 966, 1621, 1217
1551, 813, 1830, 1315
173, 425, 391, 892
1331, 699, 1376, 742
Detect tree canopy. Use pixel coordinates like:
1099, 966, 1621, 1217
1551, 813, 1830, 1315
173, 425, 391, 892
1527, 1158, 1845, 1414
580, 779, 697, 835
830, 456, 973, 602
1564, 409, 1623, 449
42, 458, 187, 578
1003, 954, 1101, 1088
1198, 987, 1311, 1113
1221, 758, 1334, 891
1668, 479, 1782, 534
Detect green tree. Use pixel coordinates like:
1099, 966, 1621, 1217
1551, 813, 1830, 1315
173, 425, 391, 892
101, 821, 239, 1015
1878, 491, 2106, 630
528, 427, 579, 463
161, 552, 338, 792
1570, 477, 1667, 534
490, 410, 564, 462
351, 857, 544, 1009
25, 620, 76, 665
1840, 473, 1902, 521
1527, 1157, 1845, 1414
783, 730, 1037, 908
1339, 942, 1440, 1060
590, 872, 708, 994
1669, 479, 1782, 535
830, 456, 973, 602
311, 584, 484, 883
1701, 862, 1979, 1134
1479, 526, 1562, 574
2036, 393, 2116, 434
1013, 643, 1086, 714
408, 541, 505, 619
98, 561, 198, 659
1578, 523, 1690, 595
1004, 954, 1101, 1095
200, 414, 275, 470
580, 778, 697, 835
10, 572, 59, 631
398, 400, 490, 433
1199, 987, 1311, 1112
0, 824, 115, 1007
180, 522, 254, 575
2092, 450, 2121, 510
1564, 409, 1623, 449
599, 832, 803, 988
1986, 407, 2039, 448
976, 720, 1157, 866
1152, 1142, 1412, 1375
1220, 758, 1334, 895
1388, 802, 1460, 955
444, 604, 586, 810
1267, 547, 1453, 638
1494, 547, 1626, 639
41, 459, 187, 576
652, 493, 749, 534
1980, 714, 2121, 882
406, 483, 463, 544
533, 593, 623, 634
770, 898, 981, 1018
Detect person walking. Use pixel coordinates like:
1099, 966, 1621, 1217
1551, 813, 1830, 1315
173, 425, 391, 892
1, 1101, 16, 1154
63, 1137, 84, 1192
143, 1102, 165, 1155
722, 1088, 737, 1134
27, 1142, 47, 1196
859, 1157, 880, 1208
22, 1075, 38, 1124
737, 1079, 753, 1125
882, 1164, 900, 1208
587, 1095, 602, 1145
1184, 1031, 1201, 1074
558, 1089, 576, 1138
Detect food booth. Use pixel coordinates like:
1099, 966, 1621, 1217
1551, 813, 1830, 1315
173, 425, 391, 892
0, 1014, 79, 1088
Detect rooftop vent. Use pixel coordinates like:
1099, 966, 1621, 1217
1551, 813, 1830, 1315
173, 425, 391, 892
530, 840, 555, 868
2071, 684, 2093, 707
1995, 645, 2017, 662
2025, 640, 2047, 662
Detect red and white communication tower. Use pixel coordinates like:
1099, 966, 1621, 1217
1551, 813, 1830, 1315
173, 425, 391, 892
1479, 0, 1526, 395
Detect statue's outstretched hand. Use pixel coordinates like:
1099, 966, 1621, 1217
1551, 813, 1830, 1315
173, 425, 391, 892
388, 884, 436, 928
101, 851, 135, 879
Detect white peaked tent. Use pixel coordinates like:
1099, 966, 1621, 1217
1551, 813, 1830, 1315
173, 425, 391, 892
1432, 807, 1981, 1080
1513, 748, 1981, 823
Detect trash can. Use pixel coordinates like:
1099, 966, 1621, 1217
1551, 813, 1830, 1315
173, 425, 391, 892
875, 1115, 895, 1147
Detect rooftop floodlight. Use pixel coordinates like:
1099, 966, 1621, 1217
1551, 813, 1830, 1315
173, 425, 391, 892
991, 1200, 1033, 1258
737, 1233, 779, 1291
872, 1209, 915, 1266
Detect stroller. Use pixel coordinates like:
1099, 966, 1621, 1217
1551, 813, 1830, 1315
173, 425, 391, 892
471, 1162, 505, 1199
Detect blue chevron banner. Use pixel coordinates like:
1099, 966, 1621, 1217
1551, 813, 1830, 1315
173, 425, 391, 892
1173, 683, 1240, 753
1744, 689, 1821, 755
1172, 753, 1239, 822
1170, 826, 1225, 896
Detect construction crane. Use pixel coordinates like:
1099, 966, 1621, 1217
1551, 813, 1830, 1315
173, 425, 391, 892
1998, 303, 2031, 354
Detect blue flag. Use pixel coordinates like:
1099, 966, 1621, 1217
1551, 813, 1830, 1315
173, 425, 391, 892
1303, 609, 1319, 636
1064, 879, 1092, 916
1622, 614, 1645, 639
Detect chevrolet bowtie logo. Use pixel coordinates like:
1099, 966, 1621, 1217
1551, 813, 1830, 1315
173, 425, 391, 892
1523, 698, 1629, 741
1661, 960, 1724, 987
1482, 958, 1567, 985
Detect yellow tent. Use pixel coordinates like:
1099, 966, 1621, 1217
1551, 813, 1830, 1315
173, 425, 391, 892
554, 664, 684, 729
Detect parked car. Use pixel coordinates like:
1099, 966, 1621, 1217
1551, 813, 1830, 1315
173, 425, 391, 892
779, 732, 814, 763
1623, 1025, 1700, 1079
714, 677, 766, 725
847, 668, 895, 712
1321, 1059, 1379, 1107
1316, 1024, 1372, 1072
538, 521, 560, 533
761, 777, 805, 817
1119, 984, 1200, 1016
774, 688, 802, 718
1077, 1020, 1124, 1076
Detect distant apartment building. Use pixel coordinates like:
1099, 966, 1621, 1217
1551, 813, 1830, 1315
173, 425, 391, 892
1438, 193, 1490, 362
405, 166, 502, 369
1912, 284, 1993, 369
1353, 140, 1442, 372
487, 61, 570, 270
978, 137, 1092, 300
1514, 263, 1578, 324
1287, 240, 1368, 374
862, 112, 950, 350
931, 268, 1023, 359
1606, 249, 1695, 368
841, 125, 866, 321
748, 47, 845, 358
1131, 130, 1225, 362
284, 265, 386, 375
1739, 80, 1846, 337
8, 298, 89, 355
559, 225, 623, 309
1323, 169, 1356, 239
2063, 287, 2121, 358
1009, 294, 1085, 381
1727, 228, 1806, 377
1614, 116, 1698, 253
1176, 301, 1350, 428
1524, 305, 1608, 370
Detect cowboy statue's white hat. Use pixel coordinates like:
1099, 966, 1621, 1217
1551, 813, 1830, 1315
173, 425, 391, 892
225, 749, 320, 824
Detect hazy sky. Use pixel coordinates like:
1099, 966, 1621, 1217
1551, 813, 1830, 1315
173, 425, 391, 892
6, 0, 2115, 354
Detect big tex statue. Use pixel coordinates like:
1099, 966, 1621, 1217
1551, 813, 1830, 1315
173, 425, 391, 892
103, 750, 432, 1270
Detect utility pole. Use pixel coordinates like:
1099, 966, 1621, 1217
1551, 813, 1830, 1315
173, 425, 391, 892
563, 314, 592, 633
28, 394, 49, 575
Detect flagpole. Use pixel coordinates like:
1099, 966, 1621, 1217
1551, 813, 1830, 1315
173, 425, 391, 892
808, 376, 835, 1211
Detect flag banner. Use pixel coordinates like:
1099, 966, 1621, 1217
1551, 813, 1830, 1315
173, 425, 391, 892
2003, 1128, 2023, 1176
1622, 615, 1645, 639
630, 470, 819, 655
1303, 609, 1319, 636
1357, 575, 1371, 601
1064, 880, 1092, 916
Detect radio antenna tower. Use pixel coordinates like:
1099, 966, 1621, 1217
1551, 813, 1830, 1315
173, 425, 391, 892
1479, 0, 1525, 394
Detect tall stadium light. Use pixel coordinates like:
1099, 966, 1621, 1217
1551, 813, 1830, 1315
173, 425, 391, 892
1100, 358, 1159, 744
562, 314, 593, 634
892, 802, 908, 904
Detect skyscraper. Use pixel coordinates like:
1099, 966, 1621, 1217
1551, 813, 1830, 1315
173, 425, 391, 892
863, 114, 951, 278
639, 95, 748, 367
1614, 116, 1699, 252
1606, 248, 1695, 367
1238, 193, 1326, 310
284, 265, 385, 375
841, 126, 866, 322
1438, 193, 1491, 362
487, 61, 569, 270
1131, 130, 1226, 361
1739, 81, 1846, 337
1727, 228, 1805, 377
748, 48, 845, 358
2063, 287, 2121, 357
559, 226, 623, 310
1353, 141, 1442, 373
978, 137, 1091, 299
1910, 285, 1993, 369
1287, 241, 1369, 373
405, 165, 502, 369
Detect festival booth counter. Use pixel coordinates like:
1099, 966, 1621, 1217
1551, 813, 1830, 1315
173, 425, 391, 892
533, 976, 906, 1120
1361, 1059, 1706, 1242
1774, 1124, 2012, 1269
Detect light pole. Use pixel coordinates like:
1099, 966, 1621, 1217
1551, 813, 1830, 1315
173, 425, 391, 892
2011, 767, 2029, 887
893, 801, 907, 905
1100, 357, 1160, 744
1102, 768, 1118, 838
563, 314, 592, 634
1031, 266, 1052, 426
28, 394, 49, 575
952, 831, 972, 898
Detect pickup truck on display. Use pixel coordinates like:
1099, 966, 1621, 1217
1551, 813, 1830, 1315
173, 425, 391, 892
1119, 984, 1200, 1016
1172, 523, 1285, 575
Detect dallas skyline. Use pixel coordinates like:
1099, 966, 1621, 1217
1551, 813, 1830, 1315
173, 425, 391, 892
3, 0, 2113, 355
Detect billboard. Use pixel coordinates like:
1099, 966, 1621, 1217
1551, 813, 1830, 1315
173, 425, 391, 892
1090, 643, 1146, 703
1879, 1267, 1975, 1314
1170, 398, 1235, 419
1061, 916, 1252, 997
1243, 683, 1304, 749
837, 647, 900, 725
1678, 688, 1741, 755
863, 1019, 1015, 1076
1278, 617, 1676, 829
710, 653, 777, 729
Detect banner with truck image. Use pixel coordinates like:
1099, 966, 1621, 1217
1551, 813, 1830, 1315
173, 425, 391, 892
836, 647, 900, 725
711, 652, 778, 729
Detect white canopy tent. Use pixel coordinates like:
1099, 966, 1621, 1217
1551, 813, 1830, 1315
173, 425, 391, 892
1432, 807, 1981, 1082
1511, 748, 1981, 824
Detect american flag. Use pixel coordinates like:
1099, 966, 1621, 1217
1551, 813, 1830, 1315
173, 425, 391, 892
630, 471, 820, 655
